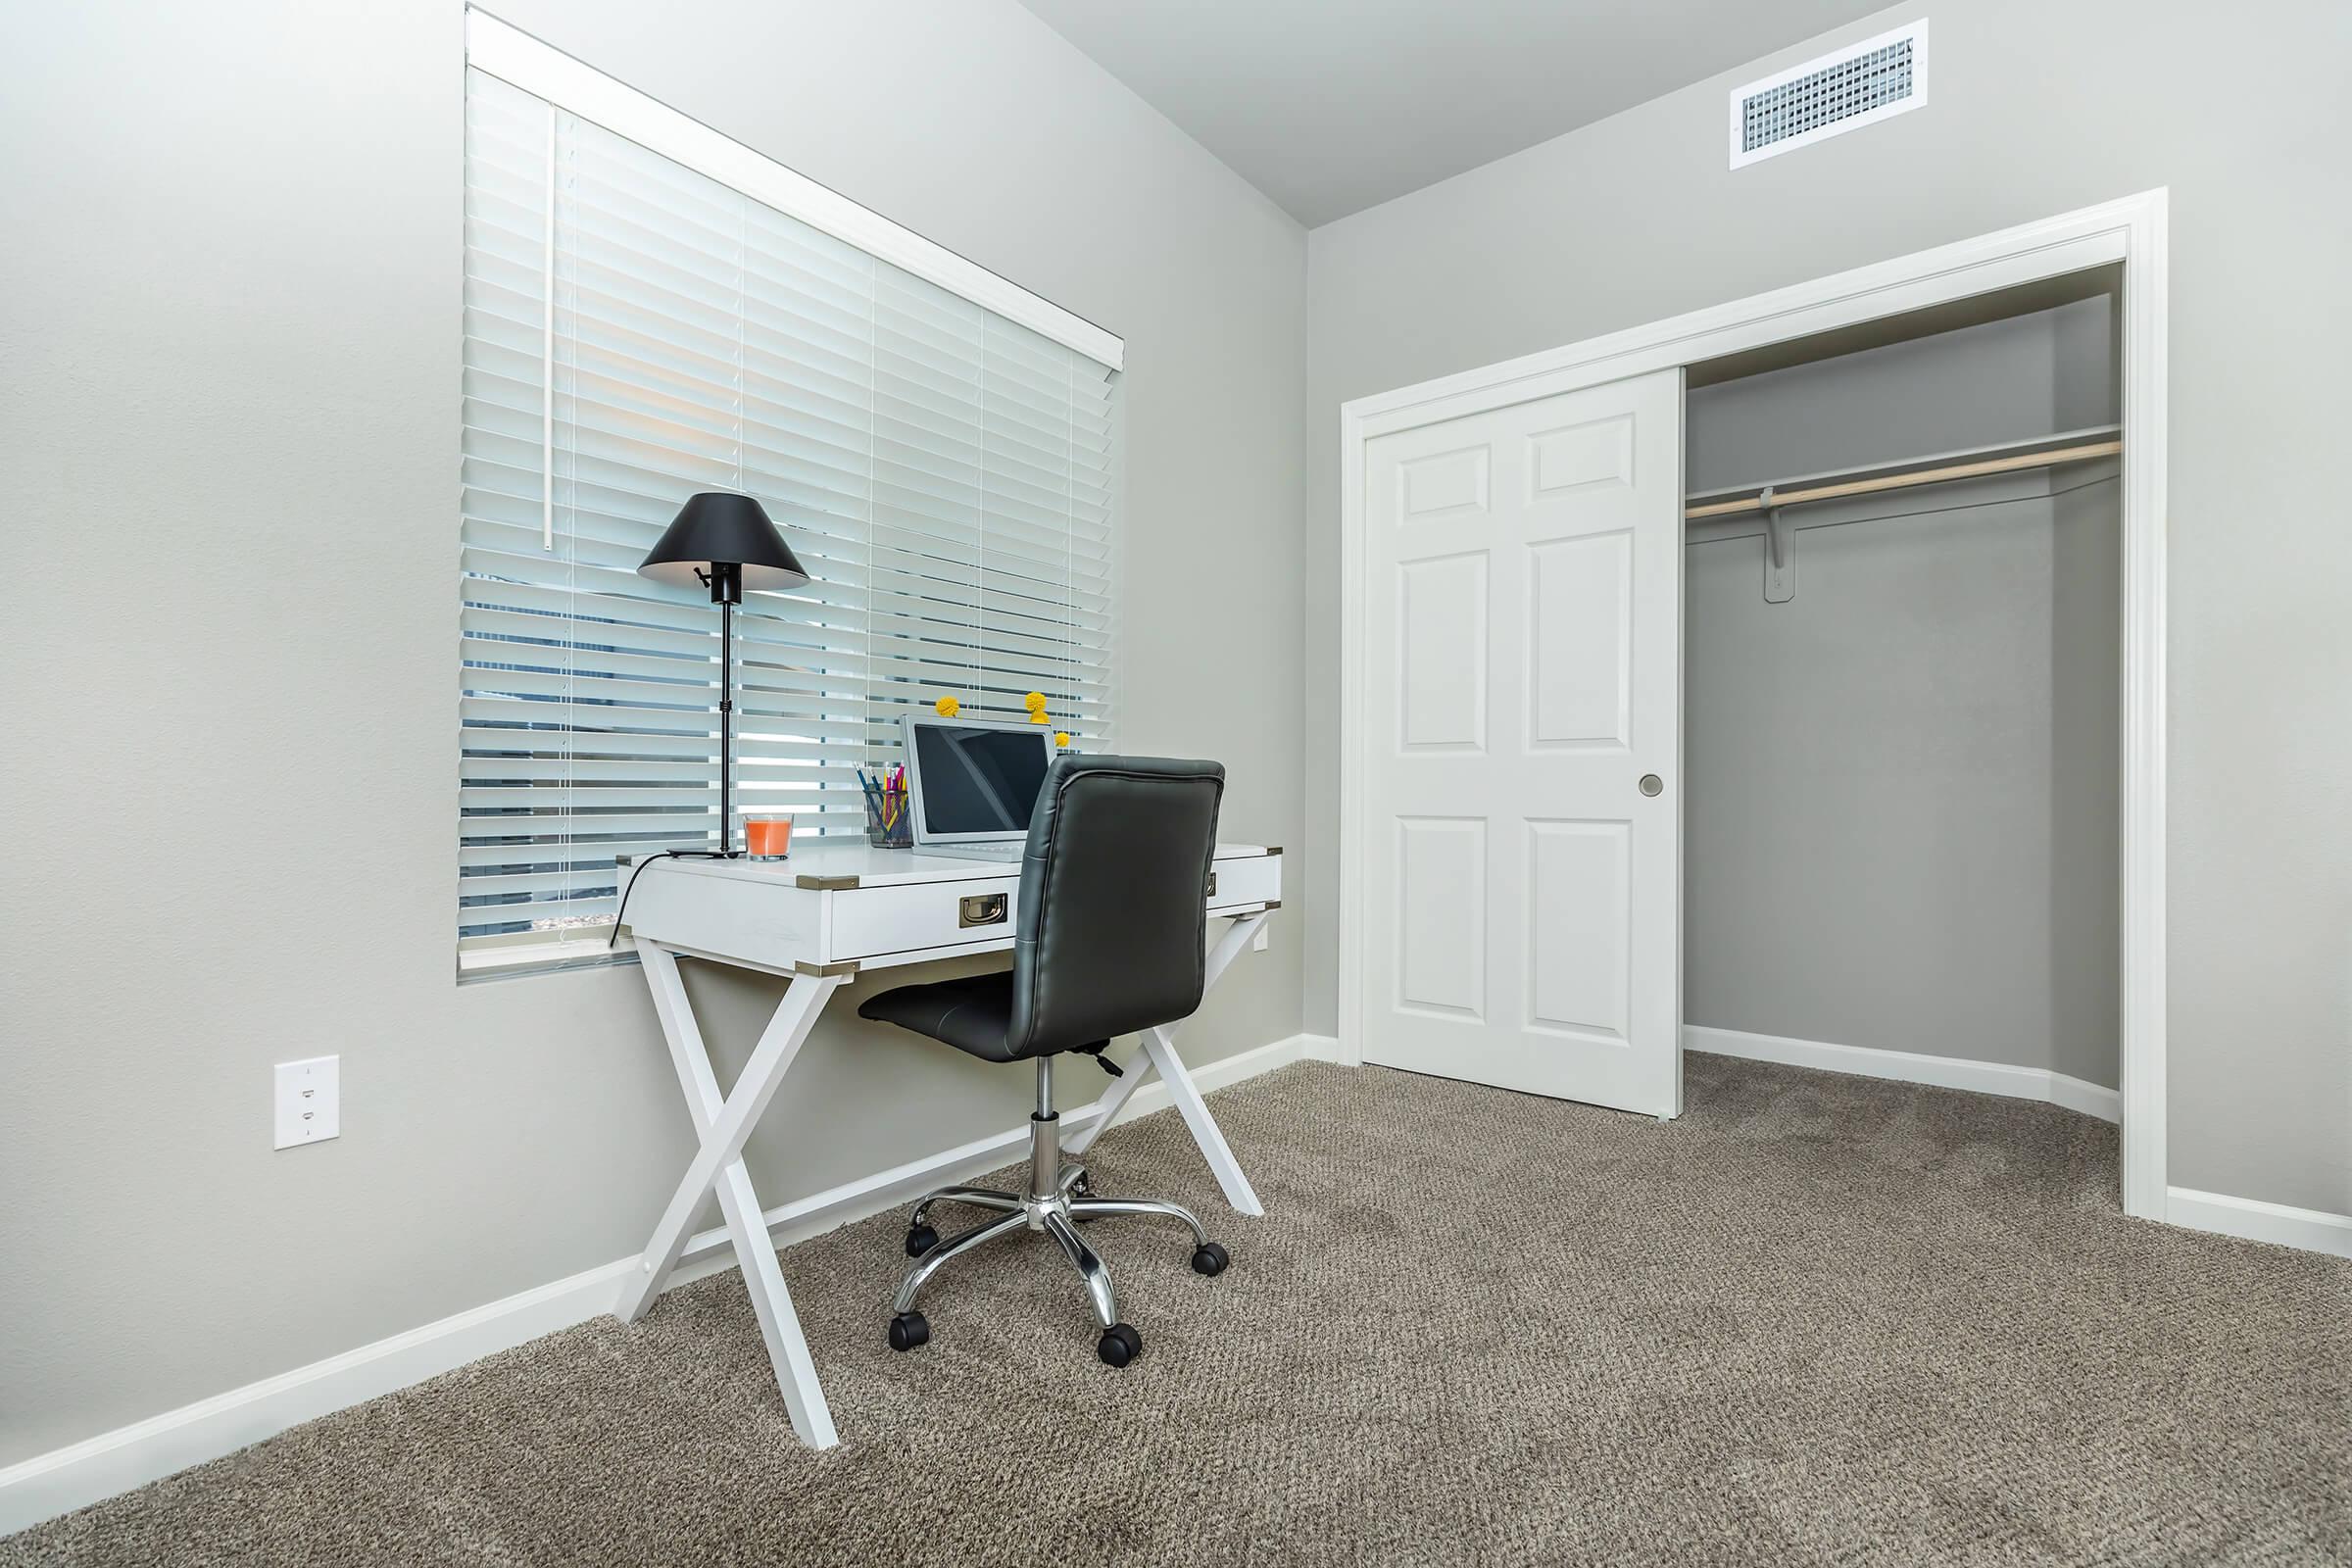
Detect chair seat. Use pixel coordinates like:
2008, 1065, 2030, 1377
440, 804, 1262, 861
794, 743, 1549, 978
858, 972, 1020, 1061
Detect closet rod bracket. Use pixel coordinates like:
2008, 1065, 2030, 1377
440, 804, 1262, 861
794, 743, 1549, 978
1759, 486, 1795, 604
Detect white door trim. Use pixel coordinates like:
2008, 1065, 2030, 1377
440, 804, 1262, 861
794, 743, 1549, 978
1338, 190, 2170, 1221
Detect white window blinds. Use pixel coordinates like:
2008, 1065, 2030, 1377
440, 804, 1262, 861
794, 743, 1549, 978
460, 66, 1117, 973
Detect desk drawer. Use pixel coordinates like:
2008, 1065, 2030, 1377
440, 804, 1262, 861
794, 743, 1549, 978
831, 877, 1020, 959
1206, 853, 1281, 911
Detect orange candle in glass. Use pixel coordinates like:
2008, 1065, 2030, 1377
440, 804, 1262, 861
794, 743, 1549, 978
744, 814, 794, 859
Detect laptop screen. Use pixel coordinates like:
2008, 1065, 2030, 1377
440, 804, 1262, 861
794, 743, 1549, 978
910, 723, 1054, 839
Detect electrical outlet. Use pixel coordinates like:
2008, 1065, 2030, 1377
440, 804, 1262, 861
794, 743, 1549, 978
274, 1056, 340, 1149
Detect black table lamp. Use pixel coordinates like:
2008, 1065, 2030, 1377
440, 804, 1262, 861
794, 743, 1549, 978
638, 493, 809, 858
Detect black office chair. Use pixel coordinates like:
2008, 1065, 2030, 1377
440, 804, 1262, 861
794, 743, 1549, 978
858, 754, 1233, 1368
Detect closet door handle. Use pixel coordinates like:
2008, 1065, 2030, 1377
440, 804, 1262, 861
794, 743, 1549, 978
1638, 774, 1664, 797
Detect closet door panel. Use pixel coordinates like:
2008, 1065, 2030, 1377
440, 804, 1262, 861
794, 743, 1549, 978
1525, 817, 1633, 1044
1396, 552, 1491, 752
1358, 368, 1682, 1117
1528, 414, 1634, 495
1395, 815, 1489, 1020
1397, 443, 1493, 518
1527, 531, 1633, 752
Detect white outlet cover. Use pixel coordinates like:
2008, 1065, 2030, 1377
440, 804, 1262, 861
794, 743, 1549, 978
274, 1055, 340, 1150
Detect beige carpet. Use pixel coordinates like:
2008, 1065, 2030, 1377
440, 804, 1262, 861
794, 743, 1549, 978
10, 1054, 2348, 1567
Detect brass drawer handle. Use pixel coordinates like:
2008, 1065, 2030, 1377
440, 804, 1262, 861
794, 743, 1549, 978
1206, 870, 1218, 898
958, 893, 1008, 928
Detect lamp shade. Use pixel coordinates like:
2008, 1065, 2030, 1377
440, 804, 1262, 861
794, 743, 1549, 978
637, 492, 809, 593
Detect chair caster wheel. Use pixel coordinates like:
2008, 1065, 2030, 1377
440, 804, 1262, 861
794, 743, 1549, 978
905, 1223, 939, 1258
887, 1311, 930, 1352
1097, 1323, 1142, 1367
1191, 1242, 1229, 1277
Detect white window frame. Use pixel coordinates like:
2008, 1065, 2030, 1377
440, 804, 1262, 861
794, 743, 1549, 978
464, 8, 1122, 374
459, 10, 1122, 975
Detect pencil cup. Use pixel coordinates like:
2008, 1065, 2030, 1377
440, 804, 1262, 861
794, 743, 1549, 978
865, 787, 912, 849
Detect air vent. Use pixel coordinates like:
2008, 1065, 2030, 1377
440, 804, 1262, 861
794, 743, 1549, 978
1729, 21, 1928, 169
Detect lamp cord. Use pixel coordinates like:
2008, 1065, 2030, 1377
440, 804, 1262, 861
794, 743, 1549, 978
608, 849, 727, 949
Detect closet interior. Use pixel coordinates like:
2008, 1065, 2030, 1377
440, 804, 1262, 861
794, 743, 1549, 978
1681, 270, 2124, 1102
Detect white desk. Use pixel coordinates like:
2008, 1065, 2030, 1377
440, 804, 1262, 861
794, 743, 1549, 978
613, 840, 1282, 1447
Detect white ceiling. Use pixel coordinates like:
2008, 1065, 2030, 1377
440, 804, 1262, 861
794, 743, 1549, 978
1014, 0, 1896, 226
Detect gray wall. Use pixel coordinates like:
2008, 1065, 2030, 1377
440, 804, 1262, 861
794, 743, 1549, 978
1686, 467, 2122, 1085
0, 0, 1305, 1463
1683, 304, 2121, 1087
1683, 299, 2117, 495
1302, 0, 2352, 1213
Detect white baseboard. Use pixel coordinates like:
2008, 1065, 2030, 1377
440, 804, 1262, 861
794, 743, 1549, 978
1685, 1025, 2123, 1124
1298, 1032, 1344, 1062
2166, 1187, 2352, 1259
0, 1032, 1320, 1537
1689, 1026, 2351, 1257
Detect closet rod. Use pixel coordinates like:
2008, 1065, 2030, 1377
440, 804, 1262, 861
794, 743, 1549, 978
1685, 430, 2123, 521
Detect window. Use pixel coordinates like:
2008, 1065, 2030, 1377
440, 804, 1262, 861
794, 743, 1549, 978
459, 22, 1119, 975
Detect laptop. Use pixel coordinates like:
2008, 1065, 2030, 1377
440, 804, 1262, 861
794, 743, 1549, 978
899, 713, 1057, 861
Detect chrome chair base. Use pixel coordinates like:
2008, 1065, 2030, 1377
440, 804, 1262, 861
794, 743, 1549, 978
886, 1063, 1230, 1367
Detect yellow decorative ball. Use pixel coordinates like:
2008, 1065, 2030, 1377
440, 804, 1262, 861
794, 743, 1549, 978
1028, 709, 1050, 724
1022, 691, 1048, 713
934, 695, 960, 717
1054, 732, 1071, 748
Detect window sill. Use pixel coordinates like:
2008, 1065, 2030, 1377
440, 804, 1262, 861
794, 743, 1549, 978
458, 931, 637, 982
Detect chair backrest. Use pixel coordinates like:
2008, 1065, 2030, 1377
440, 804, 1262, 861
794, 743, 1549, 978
1005, 754, 1226, 1059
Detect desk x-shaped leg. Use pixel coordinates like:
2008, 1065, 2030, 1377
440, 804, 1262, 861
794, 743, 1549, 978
1063, 910, 1268, 1217
616, 944, 846, 1447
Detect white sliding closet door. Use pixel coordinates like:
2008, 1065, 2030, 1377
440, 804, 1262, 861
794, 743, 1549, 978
1359, 370, 1683, 1116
